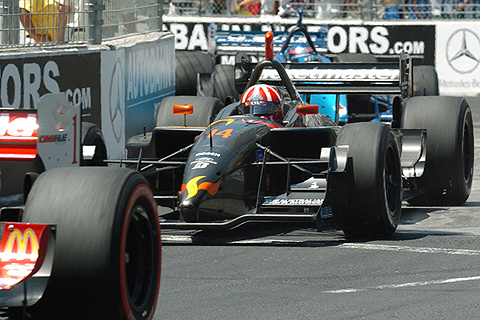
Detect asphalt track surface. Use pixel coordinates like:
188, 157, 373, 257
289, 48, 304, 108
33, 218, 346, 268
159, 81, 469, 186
156, 97, 480, 320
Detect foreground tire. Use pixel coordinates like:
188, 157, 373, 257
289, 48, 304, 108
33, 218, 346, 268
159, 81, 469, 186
156, 96, 223, 127
175, 51, 213, 95
412, 65, 439, 96
212, 64, 238, 105
336, 122, 402, 239
402, 96, 474, 205
23, 167, 161, 320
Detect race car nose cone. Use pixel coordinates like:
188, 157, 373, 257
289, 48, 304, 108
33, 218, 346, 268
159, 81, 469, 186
179, 200, 198, 222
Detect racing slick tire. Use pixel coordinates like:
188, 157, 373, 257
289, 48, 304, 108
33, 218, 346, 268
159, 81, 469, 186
22, 167, 161, 320
212, 64, 238, 105
81, 122, 107, 166
176, 51, 213, 95
336, 122, 402, 239
156, 96, 223, 127
401, 96, 474, 205
413, 65, 439, 96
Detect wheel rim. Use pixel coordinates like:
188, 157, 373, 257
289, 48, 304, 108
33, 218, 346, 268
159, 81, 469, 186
384, 145, 401, 214
125, 203, 159, 313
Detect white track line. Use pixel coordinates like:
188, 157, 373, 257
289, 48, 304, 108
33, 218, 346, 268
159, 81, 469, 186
324, 276, 480, 294
339, 243, 480, 256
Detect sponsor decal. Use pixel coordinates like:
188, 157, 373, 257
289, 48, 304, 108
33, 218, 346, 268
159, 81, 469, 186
0, 224, 47, 290
191, 157, 218, 170
263, 198, 324, 206
446, 29, 480, 74
0, 111, 38, 160
181, 176, 221, 200
260, 68, 399, 82
0, 112, 38, 138
1, 228, 39, 262
196, 152, 221, 157
38, 133, 68, 143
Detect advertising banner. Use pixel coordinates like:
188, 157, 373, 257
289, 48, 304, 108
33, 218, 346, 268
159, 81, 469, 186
436, 22, 480, 96
123, 34, 176, 139
0, 53, 100, 124
163, 19, 435, 65
101, 33, 176, 158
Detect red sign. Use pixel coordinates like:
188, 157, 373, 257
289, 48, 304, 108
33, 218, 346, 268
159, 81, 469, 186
0, 110, 38, 160
0, 223, 49, 290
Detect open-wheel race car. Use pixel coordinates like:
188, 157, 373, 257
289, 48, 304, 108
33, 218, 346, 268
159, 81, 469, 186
0, 95, 161, 319
125, 31, 473, 238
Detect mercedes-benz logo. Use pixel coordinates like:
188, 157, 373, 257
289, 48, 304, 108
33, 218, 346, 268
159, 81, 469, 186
109, 59, 124, 143
446, 29, 480, 74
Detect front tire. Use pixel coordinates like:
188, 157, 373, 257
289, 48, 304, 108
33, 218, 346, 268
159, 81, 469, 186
336, 122, 402, 239
23, 167, 161, 320
401, 96, 474, 205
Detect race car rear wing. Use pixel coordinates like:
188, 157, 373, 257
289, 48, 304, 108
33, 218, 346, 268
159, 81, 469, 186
236, 53, 413, 99
258, 59, 413, 97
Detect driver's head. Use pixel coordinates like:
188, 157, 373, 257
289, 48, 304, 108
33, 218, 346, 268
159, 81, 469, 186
239, 84, 283, 120
288, 45, 317, 62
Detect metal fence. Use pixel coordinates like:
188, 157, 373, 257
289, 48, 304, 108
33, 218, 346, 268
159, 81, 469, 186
165, 0, 480, 20
0, 0, 163, 47
0, 0, 478, 48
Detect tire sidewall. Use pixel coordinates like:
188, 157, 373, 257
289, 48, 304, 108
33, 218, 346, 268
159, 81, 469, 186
115, 179, 161, 320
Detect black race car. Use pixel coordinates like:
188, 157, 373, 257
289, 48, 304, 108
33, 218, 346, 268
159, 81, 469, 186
124, 32, 473, 239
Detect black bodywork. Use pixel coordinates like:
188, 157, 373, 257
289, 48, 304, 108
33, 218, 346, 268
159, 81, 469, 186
121, 56, 426, 234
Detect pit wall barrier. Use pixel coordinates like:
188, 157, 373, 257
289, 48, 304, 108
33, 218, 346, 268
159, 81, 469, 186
163, 16, 480, 97
0, 31, 175, 199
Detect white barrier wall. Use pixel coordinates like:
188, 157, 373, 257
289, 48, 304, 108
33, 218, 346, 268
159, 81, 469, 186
436, 21, 480, 96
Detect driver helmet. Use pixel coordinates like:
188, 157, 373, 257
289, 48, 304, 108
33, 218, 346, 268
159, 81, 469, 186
240, 84, 283, 122
288, 45, 317, 62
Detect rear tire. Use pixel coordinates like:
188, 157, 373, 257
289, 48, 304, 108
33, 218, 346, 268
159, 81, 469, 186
23, 167, 161, 320
413, 65, 439, 96
402, 96, 474, 205
175, 51, 213, 95
212, 64, 238, 105
336, 122, 402, 239
156, 96, 223, 127
81, 122, 107, 166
